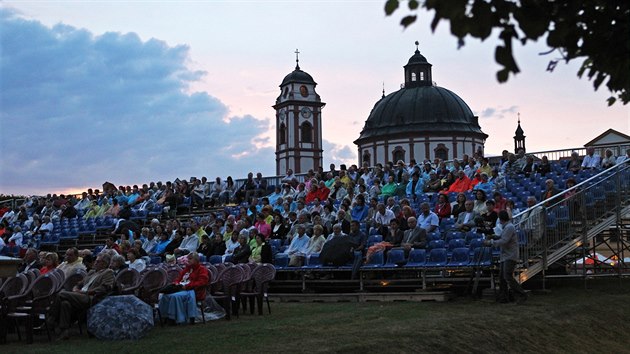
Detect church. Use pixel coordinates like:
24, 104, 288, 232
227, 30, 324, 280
354, 43, 488, 165
274, 44, 488, 174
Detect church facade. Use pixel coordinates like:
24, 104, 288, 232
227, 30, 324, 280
353, 44, 488, 165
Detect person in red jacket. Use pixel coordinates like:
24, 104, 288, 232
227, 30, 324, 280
159, 252, 210, 324
447, 170, 471, 193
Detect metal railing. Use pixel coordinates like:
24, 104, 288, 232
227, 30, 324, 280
513, 162, 630, 285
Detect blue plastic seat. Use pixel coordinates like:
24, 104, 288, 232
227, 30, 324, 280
448, 238, 466, 251
425, 248, 448, 268
274, 253, 289, 269
367, 234, 383, 247
382, 249, 406, 268
445, 231, 464, 242
428, 239, 445, 250
404, 249, 426, 268
362, 250, 384, 269
303, 253, 322, 269
447, 248, 470, 267
469, 247, 493, 267
208, 255, 223, 264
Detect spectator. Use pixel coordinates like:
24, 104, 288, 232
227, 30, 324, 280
447, 170, 471, 193
57, 247, 86, 277
453, 200, 478, 232
581, 147, 601, 170
232, 233, 252, 264
601, 149, 616, 169
473, 190, 488, 216
18, 248, 41, 273
109, 254, 128, 276
451, 193, 467, 219
175, 226, 200, 256
400, 217, 427, 255
566, 152, 582, 174
126, 248, 146, 272
51, 253, 115, 340
39, 252, 59, 275
434, 193, 452, 221
350, 194, 369, 222
406, 173, 423, 200
536, 156, 552, 176
417, 202, 439, 233
286, 225, 310, 266
542, 179, 560, 206
159, 252, 209, 324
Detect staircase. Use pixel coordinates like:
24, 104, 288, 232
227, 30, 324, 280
514, 163, 630, 283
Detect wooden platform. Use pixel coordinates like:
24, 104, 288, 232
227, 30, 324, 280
269, 291, 454, 303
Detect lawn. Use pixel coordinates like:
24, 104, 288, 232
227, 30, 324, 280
3, 279, 630, 354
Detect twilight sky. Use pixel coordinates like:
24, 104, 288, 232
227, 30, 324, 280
1, 1, 628, 196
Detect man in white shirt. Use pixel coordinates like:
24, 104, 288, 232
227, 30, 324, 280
581, 147, 601, 170
417, 202, 439, 233
373, 203, 396, 235
57, 247, 87, 277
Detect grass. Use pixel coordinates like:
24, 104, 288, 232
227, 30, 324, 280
4, 279, 630, 354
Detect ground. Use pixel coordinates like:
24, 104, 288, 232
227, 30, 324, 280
3, 278, 630, 353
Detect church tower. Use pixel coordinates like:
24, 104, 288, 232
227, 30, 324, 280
514, 113, 526, 153
274, 50, 325, 175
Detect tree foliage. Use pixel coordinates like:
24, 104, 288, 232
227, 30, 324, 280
385, 0, 629, 105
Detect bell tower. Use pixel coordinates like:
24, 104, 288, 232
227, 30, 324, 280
273, 50, 325, 175
514, 113, 526, 153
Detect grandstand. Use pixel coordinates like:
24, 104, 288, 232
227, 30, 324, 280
1, 144, 628, 296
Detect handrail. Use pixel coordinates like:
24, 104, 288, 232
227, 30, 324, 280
513, 162, 629, 221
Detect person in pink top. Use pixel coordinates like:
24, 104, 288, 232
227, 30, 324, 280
254, 213, 271, 239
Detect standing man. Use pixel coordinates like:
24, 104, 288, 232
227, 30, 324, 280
485, 211, 528, 303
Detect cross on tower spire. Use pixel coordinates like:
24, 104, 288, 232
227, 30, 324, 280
414, 40, 420, 53
517, 112, 521, 124
295, 48, 300, 70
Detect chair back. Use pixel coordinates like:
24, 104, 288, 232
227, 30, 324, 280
236, 263, 252, 281
115, 268, 140, 292
203, 264, 219, 285
29, 273, 56, 299
0, 273, 28, 299
215, 263, 227, 274
407, 249, 426, 265
139, 268, 167, 304
218, 266, 244, 292
62, 270, 87, 292
252, 264, 276, 293
50, 269, 66, 292
166, 268, 181, 284
24, 270, 37, 284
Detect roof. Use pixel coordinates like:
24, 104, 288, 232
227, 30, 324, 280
584, 128, 630, 146
354, 85, 487, 143
280, 68, 316, 86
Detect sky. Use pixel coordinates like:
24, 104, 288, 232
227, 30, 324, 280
1, 1, 628, 196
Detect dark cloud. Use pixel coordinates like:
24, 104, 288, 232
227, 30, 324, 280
0, 9, 273, 195
477, 105, 518, 119
323, 139, 356, 167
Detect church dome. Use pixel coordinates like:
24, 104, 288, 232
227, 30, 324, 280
355, 85, 487, 142
280, 68, 316, 86
355, 45, 487, 144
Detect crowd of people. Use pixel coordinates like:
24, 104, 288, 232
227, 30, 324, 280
0, 147, 628, 337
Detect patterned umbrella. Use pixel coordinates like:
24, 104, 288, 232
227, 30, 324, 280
87, 295, 154, 340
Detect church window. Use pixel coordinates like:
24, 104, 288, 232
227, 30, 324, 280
434, 144, 449, 161
279, 123, 286, 145
419, 71, 425, 81
362, 150, 371, 166
411, 72, 416, 82
392, 146, 406, 163
301, 122, 312, 143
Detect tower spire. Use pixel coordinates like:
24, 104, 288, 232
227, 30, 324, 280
295, 48, 300, 70
382, 82, 385, 98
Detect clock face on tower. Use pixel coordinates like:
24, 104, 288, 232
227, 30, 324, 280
300, 107, 312, 118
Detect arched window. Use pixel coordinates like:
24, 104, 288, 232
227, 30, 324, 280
411, 72, 417, 82
392, 146, 406, 164
419, 71, 425, 81
279, 123, 286, 145
434, 144, 449, 161
301, 122, 312, 143
362, 150, 371, 166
